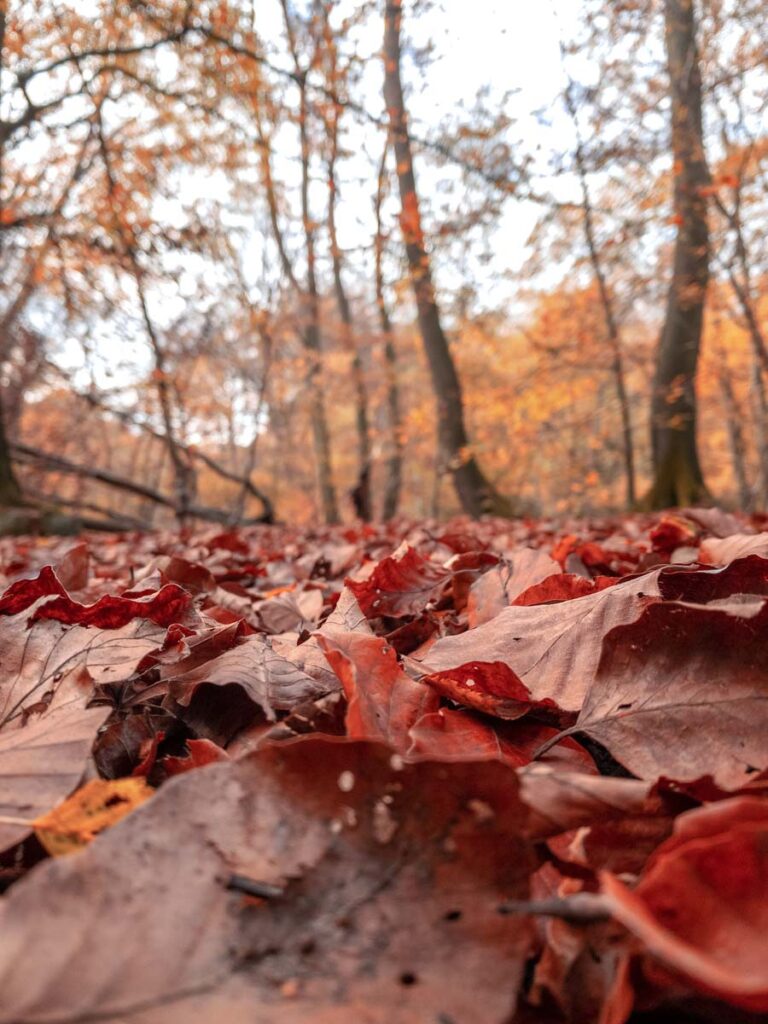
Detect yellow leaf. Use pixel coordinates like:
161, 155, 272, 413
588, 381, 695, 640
34, 778, 153, 857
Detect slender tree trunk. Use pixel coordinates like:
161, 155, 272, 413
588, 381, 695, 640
135, 274, 197, 520
586, 231, 635, 508
231, 326, 274, 524
718, 365, 750, 509
301, 230, 339, 525
286, 2, 339, 525
322, 13, 372, 520
374, 139, 403, 520
300, 119, 337, 525
714, 190, 768, 375
751, 360, 768, 511
0, 393, 22, 507
721, 210, 768, 512
0, 7, 22, 510
562, 77, 636, 506
646, 0, 710, 508
255, 95, 338, 523
382, 0, 513, 518
327, 123, 371, 520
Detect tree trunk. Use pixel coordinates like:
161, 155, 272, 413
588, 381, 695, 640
256, 111, 337, 524
287, 3, 339, 526
718, 366, 751, 510
0, 10, 22, 510
0, 393, 22, 507
645, 0, 710, 509
374, 139, 403, 520
254, 8, 339, 525
562, 77, 636, 507
382, 0, 513, 519
135, 274, 197, 521
327, 125, 372, 520
322, 14, 372, 521
751, 360, 768, 511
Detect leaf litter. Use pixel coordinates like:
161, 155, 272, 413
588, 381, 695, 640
0, 511, 767, 1022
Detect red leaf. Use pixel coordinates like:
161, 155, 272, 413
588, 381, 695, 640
408, 707, 593, 772
0, 566, 66, 616
601, 798, 768, 1012
649, 514, 699, 557
346, 546, 451, 618
320, 630, 438, 749
131, 730, 166, 778
31, 584, 192, 629
513, 573, 615, 606
163, 738, 230, 776
423, 660, 560, 719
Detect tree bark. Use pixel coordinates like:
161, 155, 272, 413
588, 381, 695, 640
328, 176, 372, 522
257, 7, 339, 524
374, 138, 403, 520
323, 14, 372, 520
0, 392, 22, 507
645, 0, 711, 509
751, 360, 768, 511
282, 1, 339, 525
562, 76, 636, 507
0, 7, 22, 509
382, 0, 513, 518
299, 97, 339, 526
718, 366, 751, 510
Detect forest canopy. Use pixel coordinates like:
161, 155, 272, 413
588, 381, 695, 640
1, 0, 767, 524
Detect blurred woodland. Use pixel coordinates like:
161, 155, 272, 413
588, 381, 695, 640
1, 0, 767, 528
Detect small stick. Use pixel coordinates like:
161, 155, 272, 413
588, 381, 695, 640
497, 895, 610, 924
225, 874, 285, 900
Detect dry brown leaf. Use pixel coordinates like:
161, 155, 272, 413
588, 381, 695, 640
0, 739, 537, 1024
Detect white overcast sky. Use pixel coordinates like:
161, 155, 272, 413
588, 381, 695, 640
56, 0, 589, 385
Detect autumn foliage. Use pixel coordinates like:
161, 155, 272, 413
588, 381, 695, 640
0, 510, 767, 1021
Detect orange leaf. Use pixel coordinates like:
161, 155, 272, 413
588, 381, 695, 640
34, 778, 153, 856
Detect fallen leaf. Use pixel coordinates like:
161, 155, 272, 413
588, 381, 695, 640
165, 635, 329, 721
572, 599, 768, 788
699, 533, 768, 566
346, 545, 452, 618
601, 797, 768, 1012
467, 548, 560, 625
418, 570, 664, 710
422, 660, 561, 720
32, 582, 193, 629
0, 739, 537, 1023
0, 697, 110, 852
162, 738, 230, 776
34, 777, 153, 856
408, 707, 594, 772
320, 630, 438, 748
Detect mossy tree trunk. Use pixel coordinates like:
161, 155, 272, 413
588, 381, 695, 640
646, 0, 711, 509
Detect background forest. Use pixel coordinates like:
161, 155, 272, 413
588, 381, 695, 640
1, 0, 767, 528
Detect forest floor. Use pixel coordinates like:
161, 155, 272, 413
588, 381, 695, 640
0, 510, 766, 1023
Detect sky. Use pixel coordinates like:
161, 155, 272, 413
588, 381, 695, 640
49, 0, 588, 388
345, 0, 586, 310
412, 0, 576, 116
140, 0, 587, 326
